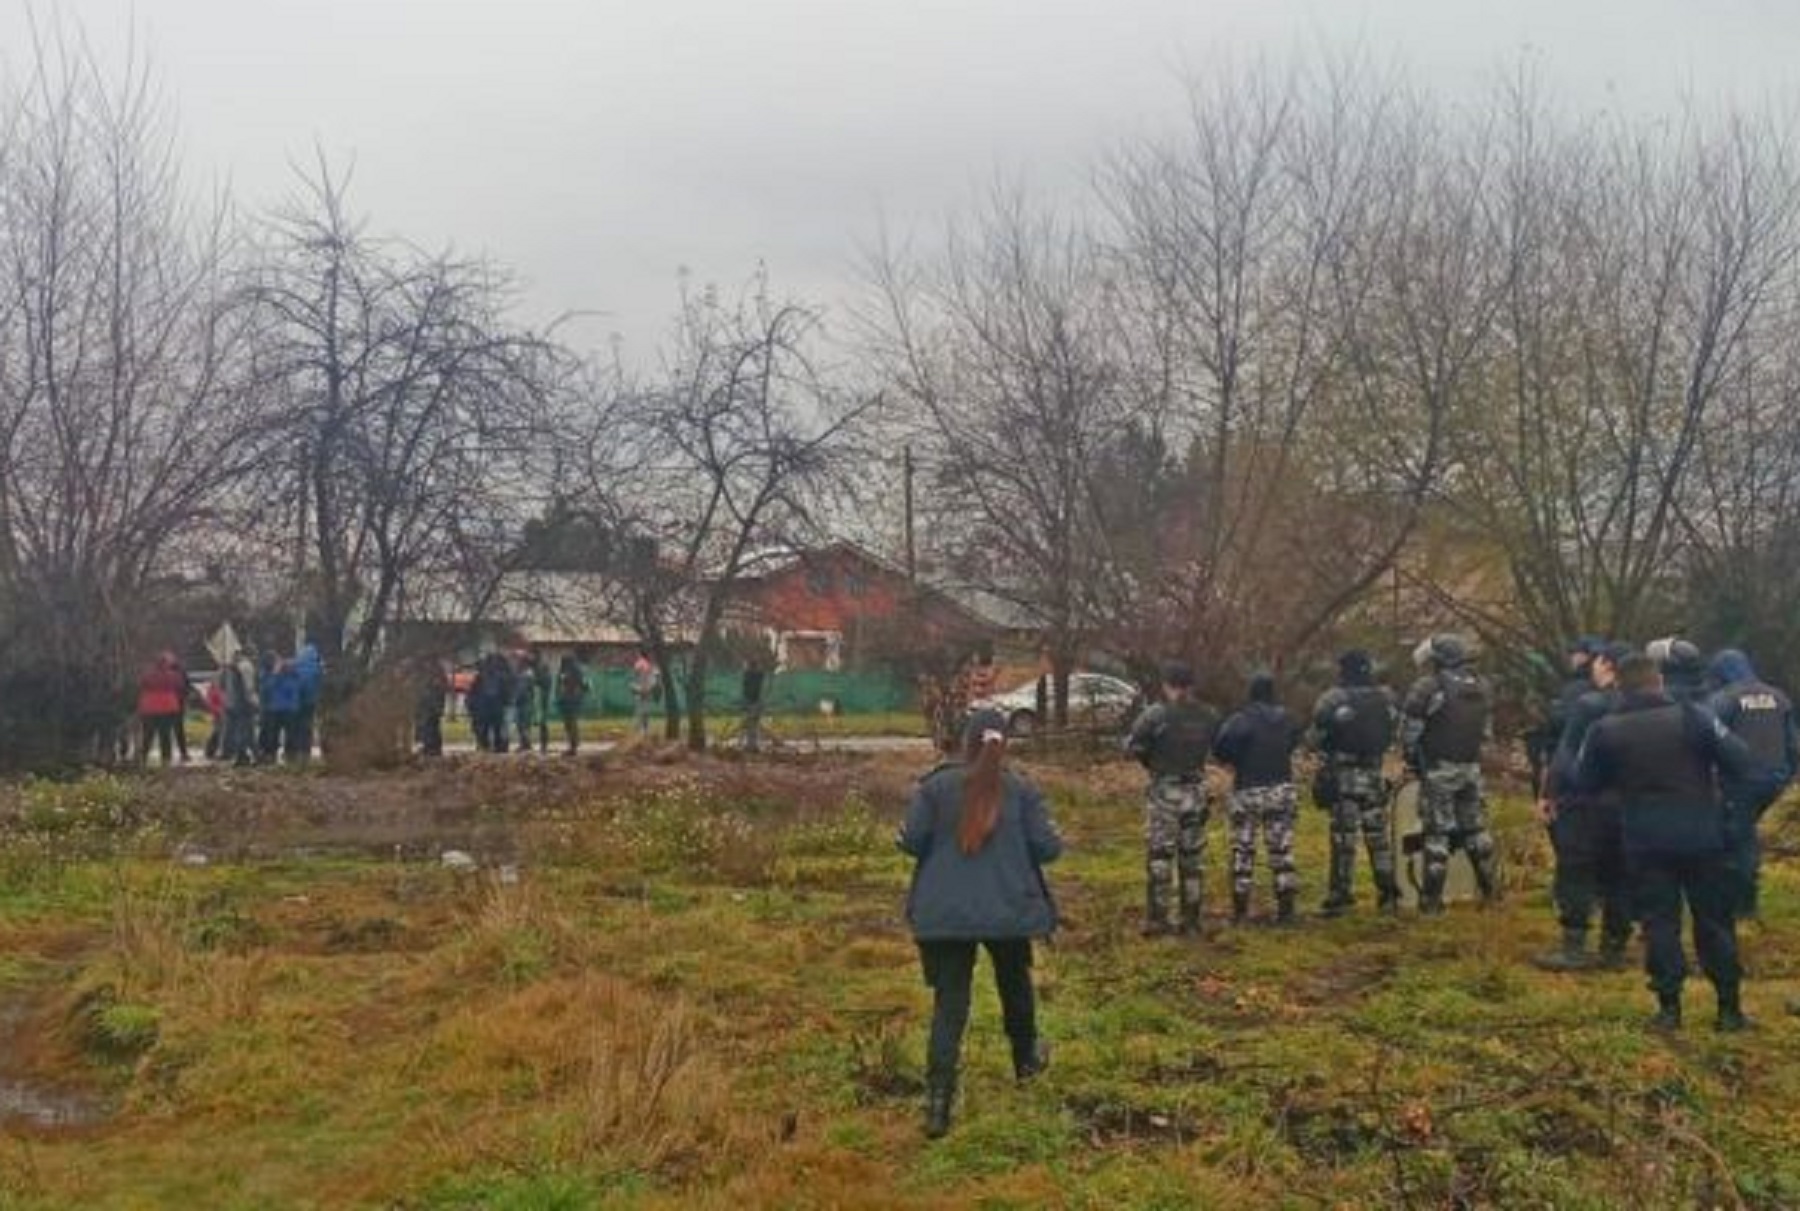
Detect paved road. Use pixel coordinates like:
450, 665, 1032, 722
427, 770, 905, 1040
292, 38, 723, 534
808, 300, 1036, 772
148, 733, 935, 768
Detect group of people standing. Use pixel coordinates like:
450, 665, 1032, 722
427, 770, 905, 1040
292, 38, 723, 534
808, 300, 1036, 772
897, 633, 1795, 1139
416, 649, 591, 757
1530, 637, 1795, 1031
1122, 637, 1502, 936
134, 642, 322, 767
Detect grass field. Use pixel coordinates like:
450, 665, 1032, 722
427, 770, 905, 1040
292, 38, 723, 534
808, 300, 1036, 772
2, 755, 1798, 1209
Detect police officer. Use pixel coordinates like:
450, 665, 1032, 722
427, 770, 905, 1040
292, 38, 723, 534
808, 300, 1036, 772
1530, 637, 1605, 959
1576, 652, 1756, 1031
1535, 642, 1633, 971
1401, 634, 1499, 913
1529, 638, 1603, 795
1646, 637, 1707, 704
1213, 672, 1302, 925
1706, 649, 1797, 919
1310, 650, 1401, 917
1125, 662, 1219, 936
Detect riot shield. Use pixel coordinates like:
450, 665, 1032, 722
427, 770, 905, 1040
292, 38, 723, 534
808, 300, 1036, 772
1390, 779, 1479, 908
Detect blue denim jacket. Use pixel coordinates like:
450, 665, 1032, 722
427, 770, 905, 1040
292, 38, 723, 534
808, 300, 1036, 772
899, 766, 1063, 941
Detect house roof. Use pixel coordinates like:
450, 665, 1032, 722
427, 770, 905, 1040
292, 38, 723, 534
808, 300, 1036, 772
401, 570, 698, 646
741, 539, 1038, 634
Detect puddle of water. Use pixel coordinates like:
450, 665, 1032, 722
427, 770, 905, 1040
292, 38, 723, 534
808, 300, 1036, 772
0, 1079, 106, 1130
0, 1000, 111, 1132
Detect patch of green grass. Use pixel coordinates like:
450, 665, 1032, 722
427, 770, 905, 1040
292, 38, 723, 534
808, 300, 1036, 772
89, 1000, 161, 1058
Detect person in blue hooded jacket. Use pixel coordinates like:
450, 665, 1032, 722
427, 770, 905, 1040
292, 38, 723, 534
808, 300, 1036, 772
1707, 648, 1797, 918
292, 638, 323, 762
899, 707, 1063, 1140
259, 656, 303, 762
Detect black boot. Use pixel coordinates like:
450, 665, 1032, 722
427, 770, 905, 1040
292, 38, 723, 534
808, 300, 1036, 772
1144, 873, 1173, 938
1275, 891, 1296, 925
924, 1078, 956, 1139
1231, 891, 1249, 925
1597, 934, 1631, 970
1533, 928, 1594, 972
1376, 883, 1402, 915
1318, 893, 1353, 919
1012, 1038, 1049, 1082
1419, 869, 1447, 917
1649, 993, 1682, 1032
1178, 902, 1203, 936
1716, 985, 1751, 1034
1475, 860, 1501, 906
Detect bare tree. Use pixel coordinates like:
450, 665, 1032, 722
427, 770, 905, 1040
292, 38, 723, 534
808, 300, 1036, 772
246, 160, 575, 688
862, 188, 1126, 723
584, 278, 869, 750
1097, 60, 1460, 679
1434, 83, 1800, 657
0, 22, 266, 766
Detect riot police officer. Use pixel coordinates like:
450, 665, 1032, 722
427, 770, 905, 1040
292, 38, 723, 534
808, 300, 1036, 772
1401, 634, 1499, 913
1124, 662, 1219, 936
1310, 650, 1401, 917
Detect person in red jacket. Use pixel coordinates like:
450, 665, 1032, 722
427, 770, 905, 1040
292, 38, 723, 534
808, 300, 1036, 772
137, 652, 187, 766
203, 676, 227, 760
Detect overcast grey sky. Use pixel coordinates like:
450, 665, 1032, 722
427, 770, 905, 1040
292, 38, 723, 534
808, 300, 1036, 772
6, 1, 1798, 360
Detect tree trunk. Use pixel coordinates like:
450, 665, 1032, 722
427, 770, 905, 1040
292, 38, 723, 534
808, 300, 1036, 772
684, 648, 709, 752
656, 649, 681, 742
1051, 646, 1075, 729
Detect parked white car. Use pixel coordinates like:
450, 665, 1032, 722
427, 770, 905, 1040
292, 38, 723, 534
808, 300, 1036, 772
975, 672, 1144, 736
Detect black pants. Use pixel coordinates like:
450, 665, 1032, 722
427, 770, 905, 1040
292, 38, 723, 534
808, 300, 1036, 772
416, 712, 443, 757
560, 704, 581, 754
291, 702, 316, 763
1553, 800, 1631, 945
1630, 849, 1740, 1000
472, 703, 507, 753
1725, 782, 1784, 918
917, 939, 1037, 1086
223, 709, 256, 765
143, 714, 181, 765
259, 711, 292, 761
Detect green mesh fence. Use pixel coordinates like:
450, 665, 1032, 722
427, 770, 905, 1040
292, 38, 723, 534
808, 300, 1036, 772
555, 667, 911, 718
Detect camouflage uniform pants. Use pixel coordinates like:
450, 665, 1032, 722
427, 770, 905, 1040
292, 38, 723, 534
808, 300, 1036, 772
1419, 762, 1498, 904
1326, 764, 1398, 905
1146, 778, 1207, 927
1228, 784, 1298, 899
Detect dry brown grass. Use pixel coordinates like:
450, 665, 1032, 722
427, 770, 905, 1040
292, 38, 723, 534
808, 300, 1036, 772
413, 971, 740, 1180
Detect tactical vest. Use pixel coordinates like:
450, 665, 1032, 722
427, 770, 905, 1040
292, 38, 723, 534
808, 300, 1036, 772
1595, 702, 1720, 809
1330, 687, 1393, 762
1149, 700, 1217, 778
1720, 681, 1793, 771
1421, 669, 1488, 764
1229, 704, 1296, 787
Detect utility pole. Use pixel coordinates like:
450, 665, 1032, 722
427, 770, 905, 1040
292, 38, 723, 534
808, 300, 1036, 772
902, 445, 917, 585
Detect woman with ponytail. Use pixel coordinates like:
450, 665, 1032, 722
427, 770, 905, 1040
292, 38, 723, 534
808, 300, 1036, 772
898, 707, 1064, 1139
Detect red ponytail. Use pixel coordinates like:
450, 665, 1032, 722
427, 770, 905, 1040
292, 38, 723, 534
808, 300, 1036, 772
958, 729, 1006, 854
